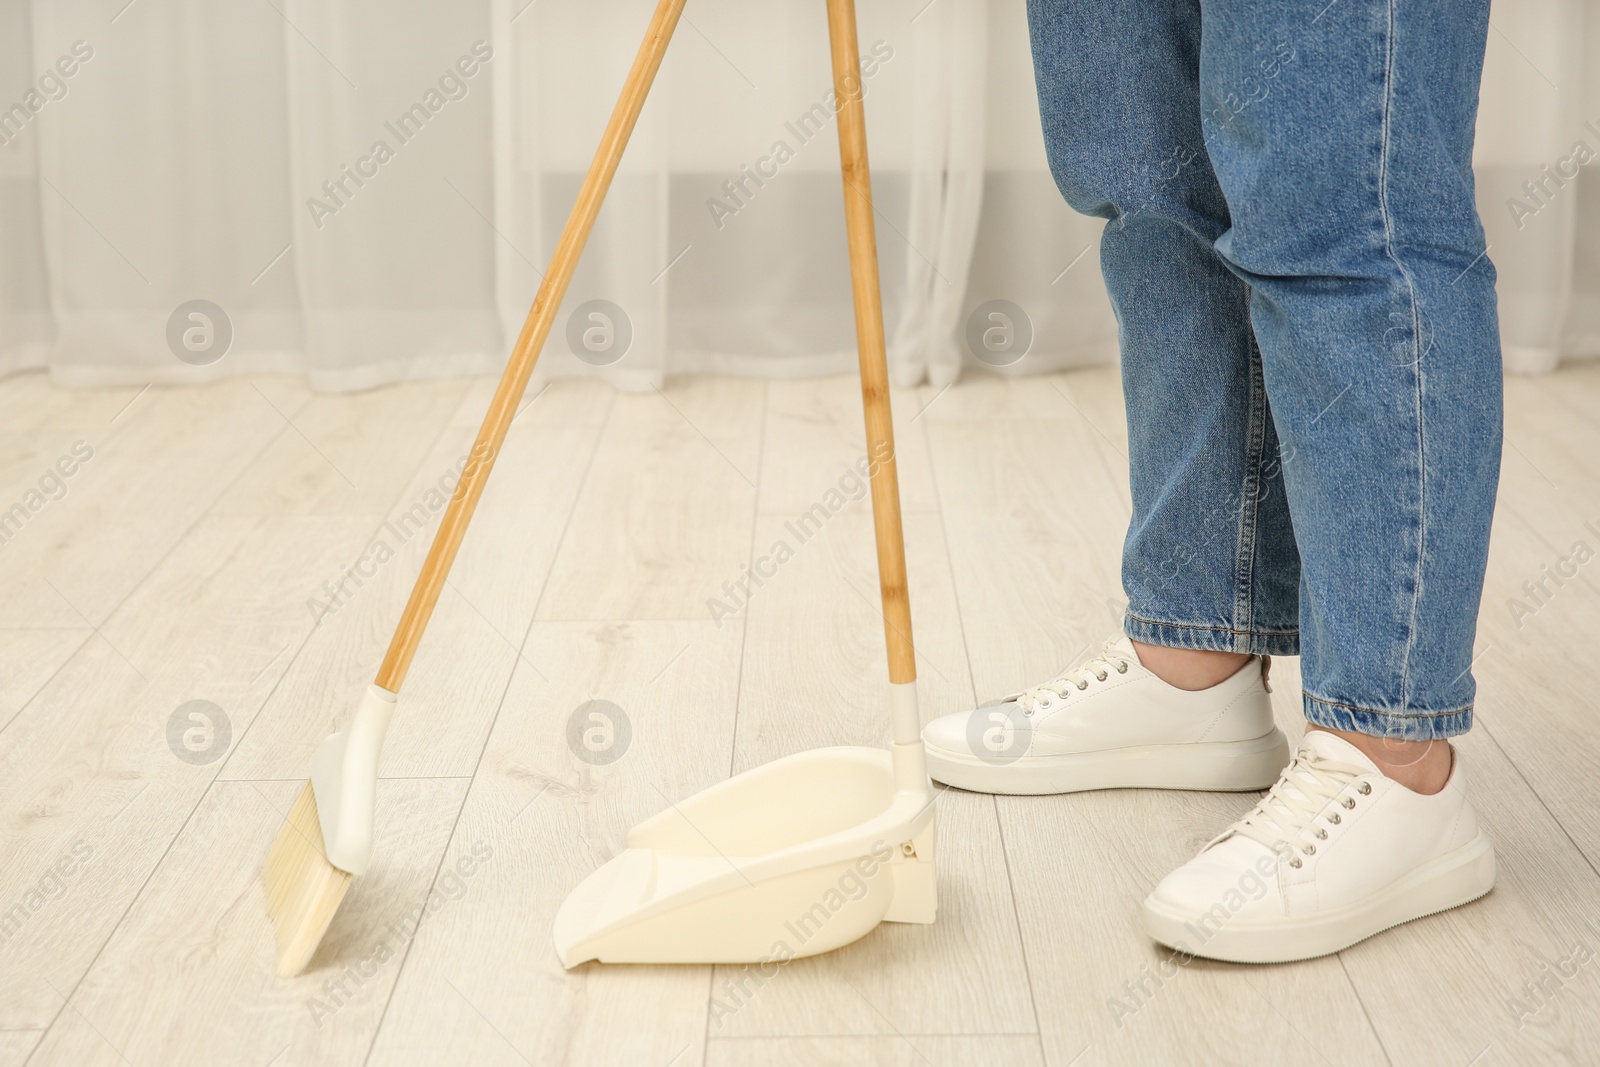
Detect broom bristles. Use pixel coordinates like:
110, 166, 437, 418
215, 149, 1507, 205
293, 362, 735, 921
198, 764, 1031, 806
265, 781, 353, 977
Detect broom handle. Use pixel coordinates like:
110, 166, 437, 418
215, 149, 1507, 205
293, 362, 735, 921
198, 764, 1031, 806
375, 0, 686, 691
825, 0, 917, 687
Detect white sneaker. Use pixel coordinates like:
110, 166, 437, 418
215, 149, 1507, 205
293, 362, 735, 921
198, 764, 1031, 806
921, 634, 1289, 795
1142, 730, 1496, 963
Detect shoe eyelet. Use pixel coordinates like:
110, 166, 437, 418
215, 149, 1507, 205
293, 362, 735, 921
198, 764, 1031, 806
1358, 782, 1372, 795
1303, 844, 1316, 856
1341, 797, 1356, 809
1290, 857, 1303, 869
1328, 813, 1341, 824
1076, 682, 1088, 691
1315, 828, 1328, 840
1094, 671, 1107, 682
1116, 662, 1128, 673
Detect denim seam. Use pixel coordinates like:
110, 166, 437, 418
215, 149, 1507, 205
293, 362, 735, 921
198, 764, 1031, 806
1126, 611, 1298, 637
1303, 691, 1470, 720
1232, 302, 1268, 653
1378, 0, 1429, 711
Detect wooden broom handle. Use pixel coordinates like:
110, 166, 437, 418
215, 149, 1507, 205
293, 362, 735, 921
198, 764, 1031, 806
375, 0, 686, 691
825, 0, 917, 686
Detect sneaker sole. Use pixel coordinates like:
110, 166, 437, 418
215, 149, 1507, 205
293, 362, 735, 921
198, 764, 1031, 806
1142, 829, 1497, 964
923, 728, 1290, 796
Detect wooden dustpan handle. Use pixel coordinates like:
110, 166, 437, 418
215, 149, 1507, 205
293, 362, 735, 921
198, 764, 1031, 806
375, 0, 687, 691
826, 0, 918, 686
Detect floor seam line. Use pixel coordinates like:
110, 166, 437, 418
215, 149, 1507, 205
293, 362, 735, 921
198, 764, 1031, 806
360, 386, 617, 1067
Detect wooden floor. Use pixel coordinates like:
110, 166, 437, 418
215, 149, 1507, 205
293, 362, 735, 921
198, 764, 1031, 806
2, 364, 1599, 1066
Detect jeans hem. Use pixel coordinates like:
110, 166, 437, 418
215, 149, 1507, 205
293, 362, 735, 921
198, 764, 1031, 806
1123, 611, 1300, 657
1301, 691, 1473, 740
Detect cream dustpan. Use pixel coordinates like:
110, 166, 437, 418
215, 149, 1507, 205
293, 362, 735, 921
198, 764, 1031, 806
553, 0, 938, 967
554, 732, 937, 966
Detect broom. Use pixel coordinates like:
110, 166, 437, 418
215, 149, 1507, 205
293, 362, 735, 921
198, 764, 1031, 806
264, 0, 688, 977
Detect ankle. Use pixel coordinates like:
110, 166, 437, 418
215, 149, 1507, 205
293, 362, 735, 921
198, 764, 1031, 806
1306, 725, 1454, 795
1130, 641, 1253, 692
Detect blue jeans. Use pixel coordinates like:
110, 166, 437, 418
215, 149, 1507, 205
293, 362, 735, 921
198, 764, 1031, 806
1027, 0, 1502, 740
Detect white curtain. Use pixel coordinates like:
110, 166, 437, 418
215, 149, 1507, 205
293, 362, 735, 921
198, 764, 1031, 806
1476, 0, 1600, 373
0, 0, 1592, 390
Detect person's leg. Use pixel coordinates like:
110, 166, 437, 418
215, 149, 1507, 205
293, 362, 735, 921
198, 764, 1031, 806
920, 0, 1297, 795
1198, 0, 1501, 760
1028, 0, 1302, 668
1143, 0, 1501, 963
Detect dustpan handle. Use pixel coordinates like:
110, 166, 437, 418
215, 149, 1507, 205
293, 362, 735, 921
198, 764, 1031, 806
826, 0, 918, 688
374, 0, 687, 691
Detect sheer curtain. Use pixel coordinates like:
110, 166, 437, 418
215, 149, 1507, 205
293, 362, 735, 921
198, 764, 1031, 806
1476, 0, 1600, 373
0, 0, 1592, 390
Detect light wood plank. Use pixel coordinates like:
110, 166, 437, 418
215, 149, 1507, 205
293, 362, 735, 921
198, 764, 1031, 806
759, 376, 938, 517
10, 375, 602, 1059
732, 510, 973, 757
0, 373, 145, 436
1331, 717, 1600, 1065
0, 1030, 42, 1066
536, 377, 764, 621
220, 397, 608, 781
26, 778, 467, 1066
367, 621, 743, 1066
0, 514, 365, 1029
1464, 374, 1600, 863
0, 380, 311, 629
706, 1034, 1044, 1066
916, 372, 1067, 425
0, 629, 90, 730
452, 376, 616, 430
1051, 367, 1133, 514
927, 413, 1128, 704
208, 379, 470, 517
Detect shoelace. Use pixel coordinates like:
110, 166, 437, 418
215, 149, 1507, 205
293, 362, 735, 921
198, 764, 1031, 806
1016, 647, 1131, 715
1224, 749, 1373, 866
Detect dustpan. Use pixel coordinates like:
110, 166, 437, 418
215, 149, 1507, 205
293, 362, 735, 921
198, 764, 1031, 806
554, 739, 937, 966
553, 0, 938, 967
